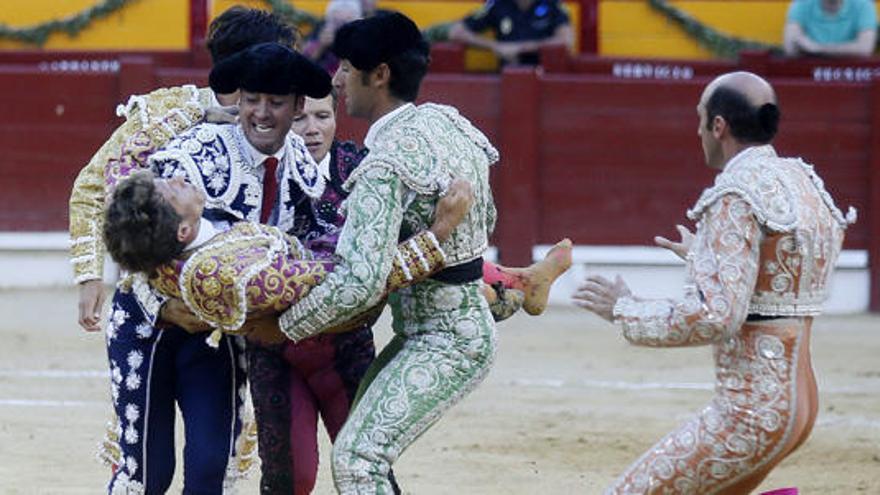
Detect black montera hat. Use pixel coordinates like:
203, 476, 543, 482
331, 12, 429, 71
209, 42, 332, 98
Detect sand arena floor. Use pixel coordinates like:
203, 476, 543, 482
0, 287, 877, 494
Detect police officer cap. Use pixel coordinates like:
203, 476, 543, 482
209, 42, 331, 98
332, 12, 429, 71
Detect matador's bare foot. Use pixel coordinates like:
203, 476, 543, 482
482, 238, 573, 316
521, 238, 572, 314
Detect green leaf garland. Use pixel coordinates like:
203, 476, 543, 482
648, 0, 782, 58
0, 0, 138, 46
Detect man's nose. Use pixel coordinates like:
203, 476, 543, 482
304, 118, 320, 135
253, 99, 270, 119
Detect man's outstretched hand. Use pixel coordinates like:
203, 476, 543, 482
572, 274, 631, 322
654, 224, 694, 261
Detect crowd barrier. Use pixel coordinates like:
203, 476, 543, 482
0, 49, 876, 308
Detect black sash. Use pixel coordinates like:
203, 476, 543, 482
430, 257, 484, 284
746, 314, 785, 322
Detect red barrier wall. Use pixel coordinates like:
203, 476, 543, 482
491, 72, 871, 251
0, 67, 119, 230
0, 53, 876, 308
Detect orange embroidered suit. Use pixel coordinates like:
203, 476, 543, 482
608, 146, 855, 494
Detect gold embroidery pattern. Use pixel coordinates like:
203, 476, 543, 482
150, 224, 446, 334
386, 231, 447, 290
68, 85, 212, 284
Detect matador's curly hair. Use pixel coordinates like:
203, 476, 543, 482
104, 171, 185, 275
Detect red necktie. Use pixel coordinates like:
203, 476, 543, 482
260, 157, 279, 224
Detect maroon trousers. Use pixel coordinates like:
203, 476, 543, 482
246, 326, 375, 494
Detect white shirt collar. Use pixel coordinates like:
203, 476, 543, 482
185, 218, 220, 251
317, 152, 331, 181
364, 103, 414, 150
241, 133, 287, 170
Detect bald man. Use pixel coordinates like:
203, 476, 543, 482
575, 72, 856, 494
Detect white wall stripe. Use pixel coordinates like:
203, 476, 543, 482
0, 369, 106, 378
0, 399, 104, 407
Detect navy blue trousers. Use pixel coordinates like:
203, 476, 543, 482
105, 290, 246, 494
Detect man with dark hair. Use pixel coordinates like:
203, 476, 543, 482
264, 12, 532, 492
574, 71, 856, 493
206, 5, 299, 64
65, 8, 308, 493
704, 85, 780, 144
253, 90, 564, 493
103, 173, 193, 275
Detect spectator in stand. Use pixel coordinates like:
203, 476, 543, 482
783, 0, 878, 57
361, 0, 396, 17
449, 0, 574, 66
302, 0, 363, 73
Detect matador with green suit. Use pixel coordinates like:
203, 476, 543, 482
276, 13, 499, 494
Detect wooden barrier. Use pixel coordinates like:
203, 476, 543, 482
0, 54, 875, 308
542, 51, 736, 78
542, 46, 880, 84
0, 66, 119, 230
869, 79, 880, 311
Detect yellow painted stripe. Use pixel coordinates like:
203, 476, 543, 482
0, 0, 189, 51
601, 0, 792, 59
0, 0, 579, 67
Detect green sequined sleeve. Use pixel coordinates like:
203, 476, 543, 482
279, 165, 406, 341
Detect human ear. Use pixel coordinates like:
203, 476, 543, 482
373, 63, 391, 88
177, 223, 192, 243
712, 115, 727, 139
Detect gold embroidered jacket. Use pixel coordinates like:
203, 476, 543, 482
68, 85, 213, 284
